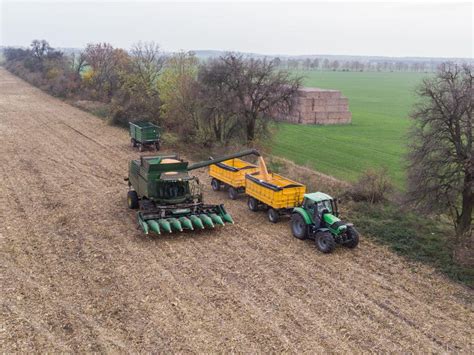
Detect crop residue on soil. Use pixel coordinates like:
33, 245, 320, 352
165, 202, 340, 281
0, 68, 472, 352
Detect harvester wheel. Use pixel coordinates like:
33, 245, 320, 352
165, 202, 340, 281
344, 226, 360, 249
228, 187, 238, 200
211, 178, 221, 191
267, 208, 280, 223
247, 197, 258, 212
127, 191, 139, 209
316, 232, 336, 253
291, 213, 307, 239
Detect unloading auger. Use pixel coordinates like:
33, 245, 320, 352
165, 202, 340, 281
125, 149, 260, 235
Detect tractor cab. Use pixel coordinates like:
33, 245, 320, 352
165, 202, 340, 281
302, 192, 338, 225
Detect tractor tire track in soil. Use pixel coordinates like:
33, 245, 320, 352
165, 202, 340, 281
0, 68, 472, 352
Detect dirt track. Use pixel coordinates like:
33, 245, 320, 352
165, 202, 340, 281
0, 68, 472, 352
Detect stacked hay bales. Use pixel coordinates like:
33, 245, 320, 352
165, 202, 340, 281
279, 87, 352, 125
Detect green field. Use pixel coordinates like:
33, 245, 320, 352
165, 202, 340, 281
272, 71, 428, 188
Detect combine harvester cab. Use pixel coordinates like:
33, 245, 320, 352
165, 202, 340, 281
126, 150, 260, 235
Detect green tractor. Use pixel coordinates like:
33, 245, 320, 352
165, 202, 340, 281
291, 192, 359, 253
125, 149, 259, 235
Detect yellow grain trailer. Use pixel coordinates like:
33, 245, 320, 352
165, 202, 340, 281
209, 158, 259, 199
245, 171, 306, 223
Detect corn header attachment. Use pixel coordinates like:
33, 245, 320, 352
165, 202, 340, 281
137, 204, 233, 235
126, 150, 259, 235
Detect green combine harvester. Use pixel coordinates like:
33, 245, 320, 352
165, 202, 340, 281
126, 149, 260, 235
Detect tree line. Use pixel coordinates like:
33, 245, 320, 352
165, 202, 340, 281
275, 57, 466, 73
3, 40, 301, 145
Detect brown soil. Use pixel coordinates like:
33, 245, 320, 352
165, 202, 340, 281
0, 68, 472, 352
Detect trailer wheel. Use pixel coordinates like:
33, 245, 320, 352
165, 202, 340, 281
267, 208, 280, 223
155, 141, 160, 151
127, 191, 139, 209
247, 197, 258, 212
131, 138, 137, 147
138, 144, 144, 152
316, 232, 336, 253
344, 226, 359, 249
211, 178, 221, 191
291, 213, 307, 239
228, 187, 238, 200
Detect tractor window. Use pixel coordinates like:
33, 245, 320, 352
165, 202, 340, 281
303, 198, 315, 209
317, 200, 332, 214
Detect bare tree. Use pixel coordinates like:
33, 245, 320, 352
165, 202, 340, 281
197, 54, 301, 144
322, 58, 330, 70
71, 51, 87, 75
223, 54, 301, 142
273, 57, 282, 68
130, 41, 165, 86
83, 42, 130, 99
30, 39, 52, 61
408, 63, 473, 256
311, 58, 320, 70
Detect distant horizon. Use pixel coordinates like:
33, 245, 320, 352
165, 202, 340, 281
1, 44, 472, 62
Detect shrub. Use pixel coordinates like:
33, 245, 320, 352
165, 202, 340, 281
348, 168, 393, 203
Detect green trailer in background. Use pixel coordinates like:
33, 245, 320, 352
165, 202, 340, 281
129, 121, 161, 152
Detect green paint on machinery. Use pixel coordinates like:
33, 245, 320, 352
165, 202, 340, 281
290, 192, 360, 253
129, 121, 161, 152
126, 149, 260, 235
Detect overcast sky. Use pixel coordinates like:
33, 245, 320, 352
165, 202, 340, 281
1, 1, 472, 58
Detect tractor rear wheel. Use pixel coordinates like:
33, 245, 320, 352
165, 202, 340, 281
211, 178, 221, 191
316, 232, 336, 253
267, 208, 279, 223
127, 191, 139, 209
344, 226, 360, 249
291, 213, 307, 239
247, 197, 258, 212
228, 187, 238, 200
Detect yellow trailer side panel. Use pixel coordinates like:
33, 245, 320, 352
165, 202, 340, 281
209, 158, 258, 188
245, 172, 306, 209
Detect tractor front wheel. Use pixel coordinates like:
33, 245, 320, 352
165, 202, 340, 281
228, 187, 238, 200
267, 208, 279, 223
247, 197, 258, 212
316, 232, 336, 253
211, 178, 221, 191
344, 226, 360, 249
127, 191, 139, 209
291, 213, 307, 239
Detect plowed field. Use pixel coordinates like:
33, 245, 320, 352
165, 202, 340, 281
0, 68, 472, 352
